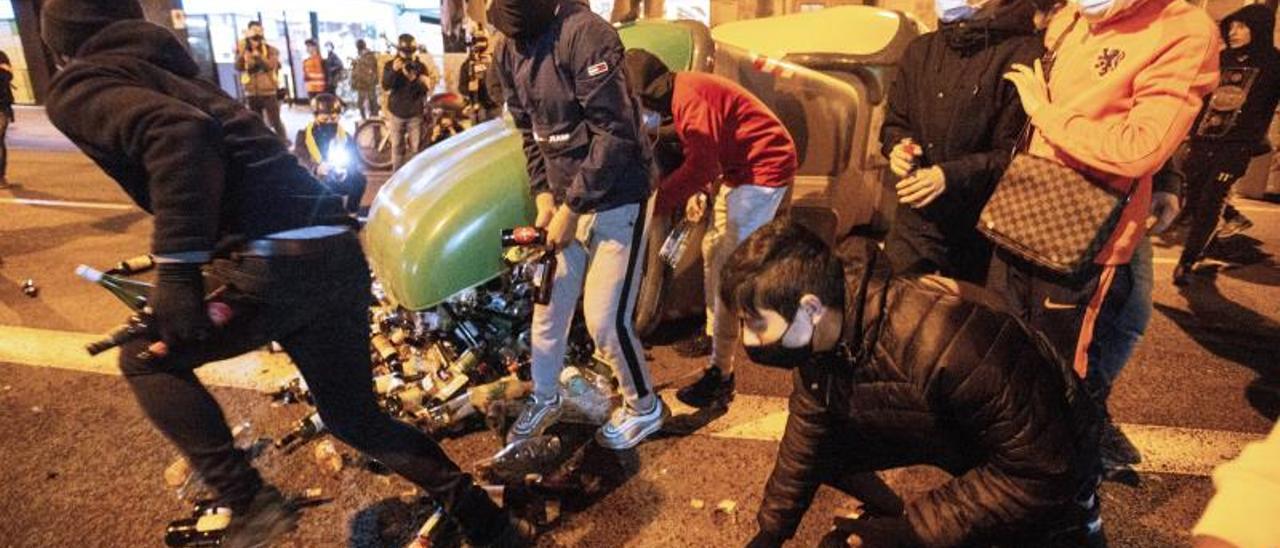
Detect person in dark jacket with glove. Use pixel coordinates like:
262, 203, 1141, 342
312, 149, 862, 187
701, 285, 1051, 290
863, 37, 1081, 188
881, 0, 1044, 283
1174, 3, 1280, 285
722, 217, 1102, 548
489, 0, 664, 450
40, 2, 528, 546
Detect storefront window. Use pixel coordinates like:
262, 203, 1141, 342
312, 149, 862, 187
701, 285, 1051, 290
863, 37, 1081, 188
0, 3, 32, 104
666, 0, 712, 24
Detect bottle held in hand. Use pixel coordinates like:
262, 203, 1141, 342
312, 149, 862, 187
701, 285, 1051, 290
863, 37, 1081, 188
76, 264, 152, 312
77, 263, 232, 358
658, 220, 695, 268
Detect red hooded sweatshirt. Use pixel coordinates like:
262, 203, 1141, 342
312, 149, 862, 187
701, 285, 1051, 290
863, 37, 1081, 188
657, 72, 797, 214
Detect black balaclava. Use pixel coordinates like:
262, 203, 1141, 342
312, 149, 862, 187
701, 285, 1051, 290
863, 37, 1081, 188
487, 0, 560, 42
623, 48, 675, 115
41, 0, 145, 57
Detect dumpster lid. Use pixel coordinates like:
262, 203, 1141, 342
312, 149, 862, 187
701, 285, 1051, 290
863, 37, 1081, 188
711, 6, 916, 64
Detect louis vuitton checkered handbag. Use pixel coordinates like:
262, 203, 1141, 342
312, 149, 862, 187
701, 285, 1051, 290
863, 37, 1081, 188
977, 14, 1132, 276
978, 154, 1130, 275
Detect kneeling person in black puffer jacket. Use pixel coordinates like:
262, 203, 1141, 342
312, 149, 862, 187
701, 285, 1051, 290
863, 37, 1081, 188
724, 218, 1102, 548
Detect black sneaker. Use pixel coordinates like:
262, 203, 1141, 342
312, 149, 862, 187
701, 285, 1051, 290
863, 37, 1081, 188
674, 334, 713, 358
463, 516, 537, 548
220, 486, 299, 548
1172, 262, 1193, 286
676, 367, 734, 408
1217, 214, 1254, 238
1099, 420, 1142, 468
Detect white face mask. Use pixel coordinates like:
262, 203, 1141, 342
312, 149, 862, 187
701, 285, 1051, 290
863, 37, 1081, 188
936, 0, 978, 23
1073, 0, 1142, 23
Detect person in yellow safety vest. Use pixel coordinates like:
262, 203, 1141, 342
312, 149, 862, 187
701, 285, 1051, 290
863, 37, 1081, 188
303, 39, 327, 97
292, 93, 366, 214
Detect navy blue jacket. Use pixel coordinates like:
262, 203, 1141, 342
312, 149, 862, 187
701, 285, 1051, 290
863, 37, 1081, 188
496, 0, 653, 214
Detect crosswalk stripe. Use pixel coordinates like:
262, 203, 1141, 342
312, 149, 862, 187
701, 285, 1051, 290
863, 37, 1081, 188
0, 197, 135, 211
1, 324, 1264, 478
0, 325, 296, 392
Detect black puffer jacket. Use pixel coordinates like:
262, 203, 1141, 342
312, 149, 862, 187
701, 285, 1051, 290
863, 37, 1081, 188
880, 0, 1044, 281
758, 238, 1100, 547
46, 21, 346, 256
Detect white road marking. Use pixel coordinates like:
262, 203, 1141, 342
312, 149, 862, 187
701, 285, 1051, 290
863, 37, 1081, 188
0, 197, 135, 211
661, 392, 1263, 477
1, 324, 1264, 478
0, 325, 296, 392
1232, 204, 1280, 214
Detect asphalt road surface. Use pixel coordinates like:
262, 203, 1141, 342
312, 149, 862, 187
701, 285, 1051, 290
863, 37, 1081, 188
2, 116, 1278, 547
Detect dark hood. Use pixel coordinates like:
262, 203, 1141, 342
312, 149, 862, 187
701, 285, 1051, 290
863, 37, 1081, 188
71, 20, 200, 78
1222, 4, 1276, 52
487, 0, 561, 42
623, 48, 674, 115
941, 0, 1037, 54
40, 0, 144, 57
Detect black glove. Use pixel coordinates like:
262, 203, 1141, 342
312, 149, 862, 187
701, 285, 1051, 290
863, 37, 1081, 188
820, 516, 919, 548
152, 262, 212, 348
746, 530, 786, 548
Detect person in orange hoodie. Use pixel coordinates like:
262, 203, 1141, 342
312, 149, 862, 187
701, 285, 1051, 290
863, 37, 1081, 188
997, 0, 1219, 439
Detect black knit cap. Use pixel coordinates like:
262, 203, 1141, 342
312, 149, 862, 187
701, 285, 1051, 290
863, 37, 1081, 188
624, 48, 675, 115
41, 0, 145, 57
487, 0, 559, 41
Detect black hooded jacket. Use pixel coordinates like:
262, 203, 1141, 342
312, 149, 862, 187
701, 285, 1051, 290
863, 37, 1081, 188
758, 239, 1100, 547
880, 0, 1044, 280
45, 21, 346, 256
1189, 4, 1280, 146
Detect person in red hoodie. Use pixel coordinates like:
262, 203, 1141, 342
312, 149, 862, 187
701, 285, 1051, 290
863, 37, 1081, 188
625, 49, 797, 408
1000, 0, 1218, 436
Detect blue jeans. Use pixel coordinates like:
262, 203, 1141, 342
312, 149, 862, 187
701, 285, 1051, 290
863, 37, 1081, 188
1086, 237, 1153, 406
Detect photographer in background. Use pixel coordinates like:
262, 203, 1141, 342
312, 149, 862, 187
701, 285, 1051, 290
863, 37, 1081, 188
382, 33, 439, 171
293, 94, 366, 215
351, 39, 380, 119
234, 21, 288, 140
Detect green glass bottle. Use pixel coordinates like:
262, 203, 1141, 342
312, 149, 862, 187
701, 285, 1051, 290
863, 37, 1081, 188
76, 264, 152, 312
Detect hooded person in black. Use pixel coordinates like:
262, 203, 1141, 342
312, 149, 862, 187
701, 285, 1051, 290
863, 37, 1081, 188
880, 0, 1044, 284
1175, 4, 1280, 284
41, 1, 527, 546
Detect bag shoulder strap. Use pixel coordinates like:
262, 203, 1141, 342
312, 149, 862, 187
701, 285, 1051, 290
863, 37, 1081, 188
1014, 13, 1082, 153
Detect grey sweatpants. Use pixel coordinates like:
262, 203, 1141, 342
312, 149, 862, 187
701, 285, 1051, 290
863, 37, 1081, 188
704, 183, 787, 373
531, 200, 655, 409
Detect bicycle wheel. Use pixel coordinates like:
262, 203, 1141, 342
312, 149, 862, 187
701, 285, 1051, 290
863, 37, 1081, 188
355, 118, 393, 171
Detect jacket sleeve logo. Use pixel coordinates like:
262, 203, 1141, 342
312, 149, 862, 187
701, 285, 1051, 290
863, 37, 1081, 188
1094, 48, 1126, 77
586, 62, 609, 77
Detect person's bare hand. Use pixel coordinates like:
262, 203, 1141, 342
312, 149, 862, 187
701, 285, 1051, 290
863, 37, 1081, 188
546, 206, 580, 250
1148, 191, 1180, 234
889, 139, 921, 178
534, 193, 556, 229
685, 192, 708, 223
1003, 58, 1050, 118
896, 166, 947, 208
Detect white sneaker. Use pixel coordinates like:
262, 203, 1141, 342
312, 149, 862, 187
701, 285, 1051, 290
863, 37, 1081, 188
595, 398, 667, 450
507, 393, 563, 444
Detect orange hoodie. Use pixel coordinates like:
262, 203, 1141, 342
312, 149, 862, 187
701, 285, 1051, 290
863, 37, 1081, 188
1029, 0, 1220, 266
